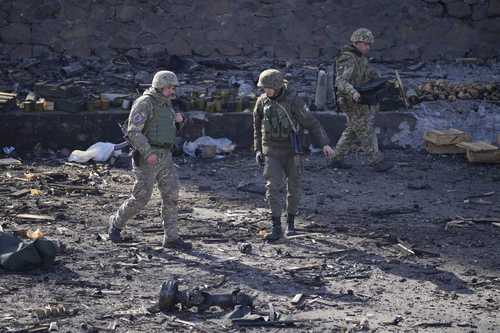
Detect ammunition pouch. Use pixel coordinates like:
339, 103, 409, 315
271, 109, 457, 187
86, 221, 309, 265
289, 131, 303, 155
132, 150, 140, 166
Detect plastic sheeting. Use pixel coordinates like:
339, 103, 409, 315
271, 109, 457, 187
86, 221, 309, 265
183, 136, 236, 158
68, 142, 118, 163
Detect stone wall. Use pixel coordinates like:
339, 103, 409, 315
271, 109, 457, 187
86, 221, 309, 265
0, 0, 499, 62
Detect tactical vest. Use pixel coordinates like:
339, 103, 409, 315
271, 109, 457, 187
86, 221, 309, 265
262, 98, 295, 142
143, 97, 176, 147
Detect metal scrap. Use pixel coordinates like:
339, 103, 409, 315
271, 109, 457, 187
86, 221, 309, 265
158, 279, 253, 312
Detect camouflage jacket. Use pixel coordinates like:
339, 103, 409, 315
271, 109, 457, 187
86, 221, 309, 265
127, 87, 178, 158
253, 84, 330, 155
335, 45, 379, 98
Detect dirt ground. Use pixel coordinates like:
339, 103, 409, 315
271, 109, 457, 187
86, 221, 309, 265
1, 149, 499, 332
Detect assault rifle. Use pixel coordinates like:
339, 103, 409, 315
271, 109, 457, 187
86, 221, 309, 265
354, 70, 409, 108
115, 121, 130, 150
334, 70, 409, 108
354, 78, 389, 105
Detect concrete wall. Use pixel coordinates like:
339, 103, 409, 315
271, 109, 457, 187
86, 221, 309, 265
1, 0, 499, 62
2, 103, 498, 154
0, 111, 129, 152
0, 110, 416, 152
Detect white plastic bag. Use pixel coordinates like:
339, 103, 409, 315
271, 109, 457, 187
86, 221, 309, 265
68, 142, 116, 163
182, 136, 235, 157
238, 82, 255, 98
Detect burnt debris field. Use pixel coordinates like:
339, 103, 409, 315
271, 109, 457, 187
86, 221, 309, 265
1, 150, 499, 332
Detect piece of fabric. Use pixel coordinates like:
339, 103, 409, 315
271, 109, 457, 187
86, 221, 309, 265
0, 233, 56, 271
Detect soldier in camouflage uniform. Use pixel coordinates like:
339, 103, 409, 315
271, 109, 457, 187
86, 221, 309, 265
254, 69, 334, 242
330, 28, 393, 172
108, 71, 192, 250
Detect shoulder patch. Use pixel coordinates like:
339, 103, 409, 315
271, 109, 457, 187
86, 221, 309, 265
132, 112, 146, 125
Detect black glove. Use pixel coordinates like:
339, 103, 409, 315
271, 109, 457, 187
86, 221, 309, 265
255, 151, 264, 167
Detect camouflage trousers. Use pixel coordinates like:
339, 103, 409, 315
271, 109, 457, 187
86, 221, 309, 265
263, 152, 303, 218
332, 103, 383, 165
110, 149, 179, 240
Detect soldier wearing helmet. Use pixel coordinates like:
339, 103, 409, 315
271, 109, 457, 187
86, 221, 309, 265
108, 70, 192, 250
254, 69, 334, 242
330, 28, 393, 172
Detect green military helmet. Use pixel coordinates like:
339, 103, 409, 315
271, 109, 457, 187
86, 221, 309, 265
152, 70, 179, 89
257, 69, 284, 90
350, 28, 375, 44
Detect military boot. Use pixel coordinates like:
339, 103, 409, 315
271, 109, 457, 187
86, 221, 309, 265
286, 214, 297, 236
371, 160, 394, 172
329, 159, 352, 169
163, 236, 193, 251
264, 216, 282, 242
108, 219, 122, 243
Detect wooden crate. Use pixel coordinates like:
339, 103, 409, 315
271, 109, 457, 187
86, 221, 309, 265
466, 150, 500, 164
423, 129, 471, 145
457, 141, 500, 164
457, 141, 498, 152
424, 141, 465, 154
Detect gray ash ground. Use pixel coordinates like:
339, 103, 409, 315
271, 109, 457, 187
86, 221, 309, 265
1, 149, 500, 332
